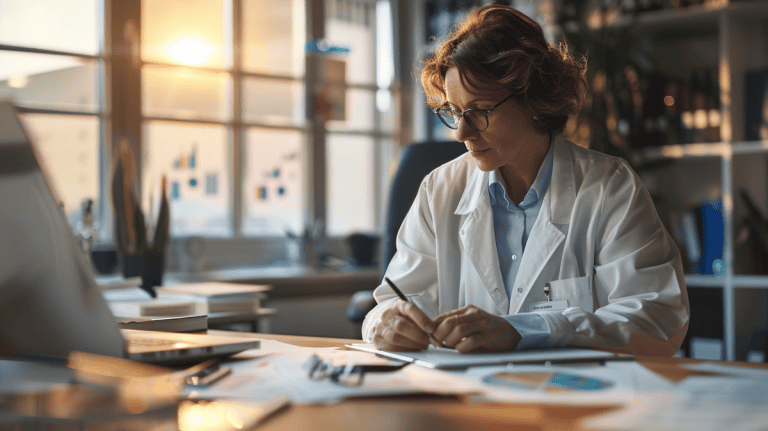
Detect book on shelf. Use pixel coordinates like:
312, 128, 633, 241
677, 198, 724, 275
745, 68, 768, 141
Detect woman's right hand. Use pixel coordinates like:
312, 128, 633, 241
371, 300, 437, 351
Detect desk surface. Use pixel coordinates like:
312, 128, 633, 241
211, 331, 768, 431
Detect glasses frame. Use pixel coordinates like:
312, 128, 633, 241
433, 93, 517, 131
304, 354, 407, 387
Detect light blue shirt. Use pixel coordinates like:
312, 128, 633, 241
488, 142, 554, 350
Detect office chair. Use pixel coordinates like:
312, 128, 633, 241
346, 140, 468, 324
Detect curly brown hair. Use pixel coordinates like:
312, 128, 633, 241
421, 5, 587, 135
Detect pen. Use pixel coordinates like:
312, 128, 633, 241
185, 362, 232, 387
384, 277, 441, 347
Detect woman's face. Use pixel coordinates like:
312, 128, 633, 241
444, 67, 546, 173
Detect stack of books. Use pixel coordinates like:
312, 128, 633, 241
154, 282, 271, 316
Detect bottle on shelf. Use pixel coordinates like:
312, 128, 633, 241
641, 73, 668, 147
663, 77, 683, 146
703, 70, 721, 143
678, 76, 694, 144
690, 71, 709, 143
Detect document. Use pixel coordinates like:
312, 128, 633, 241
584, 371, 768, 430
346, 343, 632, 369
188, 341, 481, 405
459, 361, 667, 405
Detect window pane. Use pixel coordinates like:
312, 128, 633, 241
142, 65, 231, 121
142, 0, 227, 69
243, 129, 304, 236
326, 0, 376, 85
378, 89, 396, 132
243, 0, 305, 76
20, 114, 100, 220
144, 121, 230, 237
0, 52, 99, 112
0, 0, 100, 55
379, 137, 398, 225
325, 88, 375, 131
242, 78, 305, 126
327, 134, 375, 235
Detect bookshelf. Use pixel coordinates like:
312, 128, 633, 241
599, 1, 768, 360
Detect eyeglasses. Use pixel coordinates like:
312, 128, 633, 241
304, 354, 406, 387
433, 93, 517, 131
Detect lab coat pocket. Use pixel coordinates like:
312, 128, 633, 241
545, 276, 594, 313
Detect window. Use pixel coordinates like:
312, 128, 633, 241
324, 0, 397, 235
0, 0, 398, 270
140, 0, 396, 245
0, 0, 104, 227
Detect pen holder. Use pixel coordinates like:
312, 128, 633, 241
287, 239, 319, 269
122, 249, 165, 297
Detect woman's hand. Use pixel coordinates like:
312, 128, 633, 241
371, 300, 437, 351
432, 305, 521, 353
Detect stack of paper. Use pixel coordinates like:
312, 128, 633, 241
155, 282, 271, 315
107, 297, 202, 317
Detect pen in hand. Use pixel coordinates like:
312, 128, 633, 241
384, 277, 442, 348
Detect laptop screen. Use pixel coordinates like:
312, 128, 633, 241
0, 101, 125, 360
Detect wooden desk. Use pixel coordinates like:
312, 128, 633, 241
213, 332, 768, 431
3, 332, 766, 430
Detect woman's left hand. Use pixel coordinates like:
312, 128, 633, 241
431, 305, 521, 353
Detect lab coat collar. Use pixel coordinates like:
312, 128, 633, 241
547, 135, 577, 224
455, 135, 575, 220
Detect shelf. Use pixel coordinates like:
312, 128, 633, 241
595, 1, 768, 32
732, 275, 768, 288
605, 3, 721, 30
685, 274, 726, 287
636, 140, 768, 162
684, 274, 768, 288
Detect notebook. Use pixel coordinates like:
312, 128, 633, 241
0, 101, 258, 365
346, 344, 633, 369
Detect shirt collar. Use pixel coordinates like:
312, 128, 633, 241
487, 140, 554, 209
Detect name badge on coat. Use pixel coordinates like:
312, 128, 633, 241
530, 300, 569, 312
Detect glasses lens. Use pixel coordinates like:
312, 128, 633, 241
436, 108, 458, 129
464, 111, 488, 131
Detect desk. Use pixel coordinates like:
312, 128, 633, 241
209, 332, 768, 431
5, 333, 766, 431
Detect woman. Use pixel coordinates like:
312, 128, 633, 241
362, 5, 689, 356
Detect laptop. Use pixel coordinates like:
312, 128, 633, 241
0, 101, 258, 365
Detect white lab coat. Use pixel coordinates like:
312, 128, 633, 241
362, 135, 689, 356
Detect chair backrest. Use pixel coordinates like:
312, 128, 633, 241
380, 140, 467, 279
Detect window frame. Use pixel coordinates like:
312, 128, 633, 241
0, 0, 405, 272
131, 0, 401, 270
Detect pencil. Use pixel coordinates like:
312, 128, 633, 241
384, 277, 441, 347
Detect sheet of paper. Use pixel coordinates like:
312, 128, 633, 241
457, 361, 665, 405
189, 339, 464, 404
682, 361, 768, 380
232, 339, 340, 359
185, 355, 425, 405
584, 373, 768, 430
